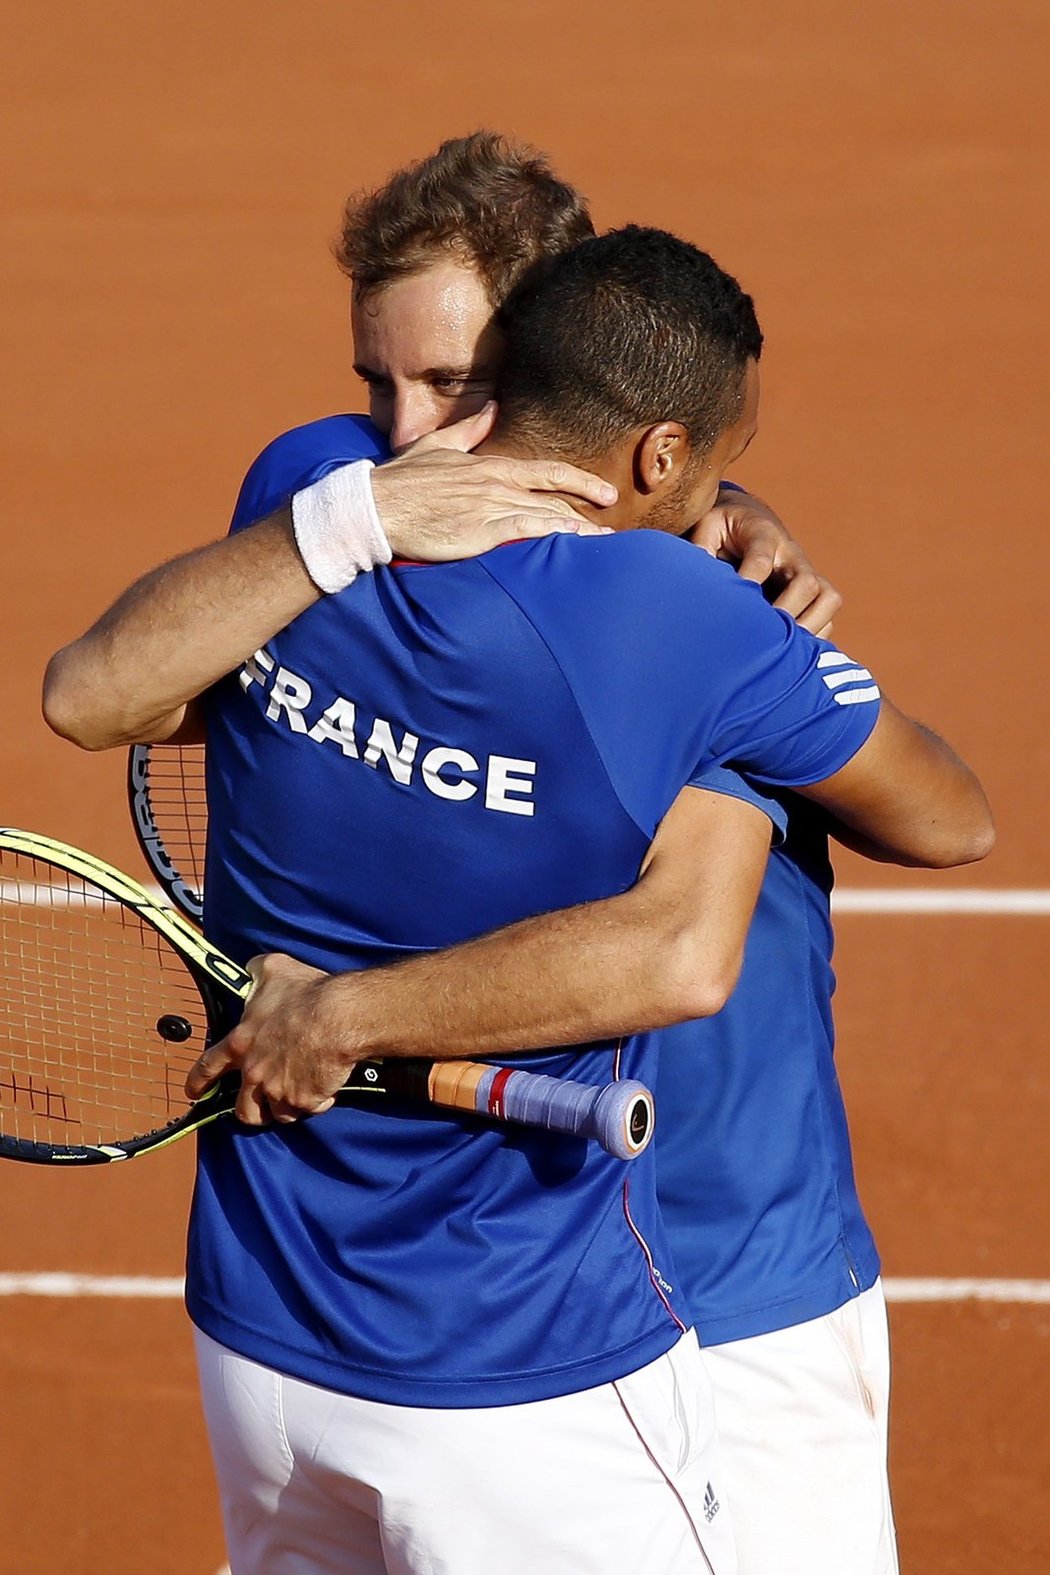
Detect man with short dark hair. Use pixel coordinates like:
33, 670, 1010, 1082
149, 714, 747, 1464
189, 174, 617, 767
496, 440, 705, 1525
45, 219, 991, 1575
310, 140, 918, 1575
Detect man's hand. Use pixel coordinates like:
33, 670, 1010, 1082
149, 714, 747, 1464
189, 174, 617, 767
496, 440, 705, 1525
691, 486, 841, 637
371, 402, 617, 559
185, 954, 351, 1127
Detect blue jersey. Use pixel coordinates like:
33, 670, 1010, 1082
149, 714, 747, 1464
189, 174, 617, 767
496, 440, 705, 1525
187, 416, 880, 1407
656, 794, 881, 1345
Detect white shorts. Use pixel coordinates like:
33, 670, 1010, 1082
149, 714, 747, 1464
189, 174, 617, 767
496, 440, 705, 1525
701, 1279, 899, 1575
195, 1326, 737, 1575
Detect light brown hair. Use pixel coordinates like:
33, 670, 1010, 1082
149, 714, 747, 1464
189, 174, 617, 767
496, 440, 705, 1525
335, 131, 594, 306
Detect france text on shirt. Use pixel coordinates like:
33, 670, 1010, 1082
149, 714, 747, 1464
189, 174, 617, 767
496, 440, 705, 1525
240, 648, 538, 818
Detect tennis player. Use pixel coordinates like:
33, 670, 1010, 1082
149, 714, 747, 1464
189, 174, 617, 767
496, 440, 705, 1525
213, 135, 989, 1575
284, 137, 993, 1573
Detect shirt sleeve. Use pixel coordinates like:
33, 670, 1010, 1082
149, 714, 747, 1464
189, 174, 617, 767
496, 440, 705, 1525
705, 620, 881, 788
687, 766, 789, 846
481, 530, 879, 837
229, 415, 389, 532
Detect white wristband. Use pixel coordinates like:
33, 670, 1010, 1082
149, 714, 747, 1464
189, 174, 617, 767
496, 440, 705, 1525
290, 460, 393, 594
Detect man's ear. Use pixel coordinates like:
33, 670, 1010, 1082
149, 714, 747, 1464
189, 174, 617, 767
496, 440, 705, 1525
634, 422, 691, 496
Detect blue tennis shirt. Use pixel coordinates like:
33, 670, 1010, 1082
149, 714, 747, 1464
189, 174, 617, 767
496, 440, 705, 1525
187, 416, 881, 1405
657, 795, 881, 1345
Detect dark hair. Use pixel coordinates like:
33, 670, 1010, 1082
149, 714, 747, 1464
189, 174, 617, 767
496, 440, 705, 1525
496, 225, 763, 459
335, 131, 595, 306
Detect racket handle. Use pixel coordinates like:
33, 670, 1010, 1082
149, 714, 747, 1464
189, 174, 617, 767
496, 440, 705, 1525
344, 1060, 655, 1160
472, 1066, 654, 1160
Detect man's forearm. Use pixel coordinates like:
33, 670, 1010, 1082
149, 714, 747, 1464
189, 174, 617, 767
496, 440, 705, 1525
292, 790, 769, 1061
189, 787, 774, 1123
796, 700, 994, 868
320, 895, 725, 1062
43, 511, 317, 749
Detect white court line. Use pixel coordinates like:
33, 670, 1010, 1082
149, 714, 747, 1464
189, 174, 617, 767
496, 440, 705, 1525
832, 890, 1050, 915
884, 1278, 1050, 1304
0, 1273, 184, 1298
1, 1273, 1049, 1303
4, 885, 1049, 914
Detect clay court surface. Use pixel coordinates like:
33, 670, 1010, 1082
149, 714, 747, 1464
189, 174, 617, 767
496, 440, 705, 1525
2, 1, 1048, 1569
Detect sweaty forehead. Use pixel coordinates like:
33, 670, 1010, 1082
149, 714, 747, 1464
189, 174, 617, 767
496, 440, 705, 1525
351, 262, 499, 377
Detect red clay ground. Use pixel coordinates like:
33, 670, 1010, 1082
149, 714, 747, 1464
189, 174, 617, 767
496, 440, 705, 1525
3, 1, 1049, 1569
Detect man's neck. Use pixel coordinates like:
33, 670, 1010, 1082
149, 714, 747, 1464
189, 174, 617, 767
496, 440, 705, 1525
474, 431, 628, 528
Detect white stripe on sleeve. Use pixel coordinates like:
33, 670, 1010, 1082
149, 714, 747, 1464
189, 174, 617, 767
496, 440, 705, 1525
834, 686, 881, 706
821, 666, 874, 690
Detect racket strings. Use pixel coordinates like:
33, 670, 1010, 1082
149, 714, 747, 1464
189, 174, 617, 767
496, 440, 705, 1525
142, 743, 207, 909
0, 850, 209, 1149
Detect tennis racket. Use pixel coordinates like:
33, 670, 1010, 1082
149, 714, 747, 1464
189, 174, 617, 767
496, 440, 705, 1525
0, 829, 654, 1165
127, 741, 205, 922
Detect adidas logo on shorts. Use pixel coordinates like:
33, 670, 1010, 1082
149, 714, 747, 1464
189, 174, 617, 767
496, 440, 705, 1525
704, 1481, 720, 1523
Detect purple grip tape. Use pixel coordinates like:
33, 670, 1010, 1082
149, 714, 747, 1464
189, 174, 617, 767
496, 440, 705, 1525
474, 1068, 654, 1160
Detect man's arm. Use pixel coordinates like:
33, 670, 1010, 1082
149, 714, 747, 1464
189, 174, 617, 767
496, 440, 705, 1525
43, 511, 317, 748
185, 786, 774, 1126
792, 698, 995, 867
42, 406, 617, 751
42, 412, 826, 753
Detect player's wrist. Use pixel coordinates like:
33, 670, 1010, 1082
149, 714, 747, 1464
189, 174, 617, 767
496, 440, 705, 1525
291, 462, 393, 594
311, 971, 383, 1065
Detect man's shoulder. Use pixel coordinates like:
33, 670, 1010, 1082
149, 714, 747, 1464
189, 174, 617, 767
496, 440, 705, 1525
232, 414, 389, 530
473, 532, 777, 731
576, 527, 725, 576
572, 529, 772, 616
250, 413, 388, 472
481, 529, 777, 660
486, 528, 753, 604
